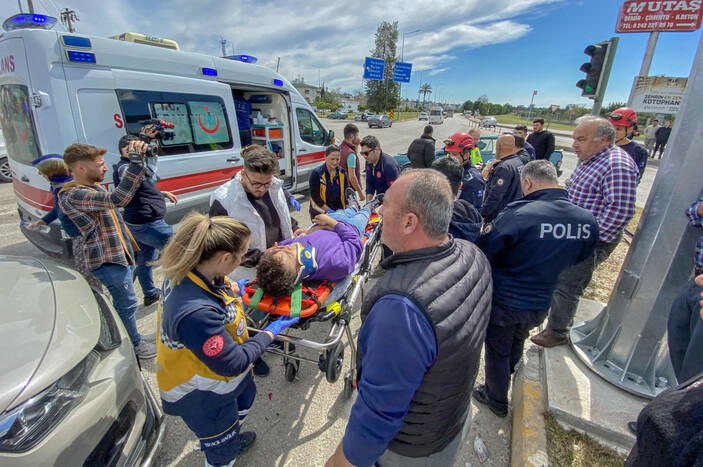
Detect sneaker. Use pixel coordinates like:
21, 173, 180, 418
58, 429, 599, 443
363, 193, 385, 211
142, 333, 157, 343
134, 339, 157, 359
252, 357, 270, 376
238, 431, 257, 454
345, 187, 360, 210
627, 421, 637, 435
530, 328, 568, 348
472, 384, 508, 418
269, 339, 296, 353
144, 290, 161, 307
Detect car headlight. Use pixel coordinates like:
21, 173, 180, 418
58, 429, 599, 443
93, 290, 122, 351
0, 352, 99, 452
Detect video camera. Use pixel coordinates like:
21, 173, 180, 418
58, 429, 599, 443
139, 119, 175, 157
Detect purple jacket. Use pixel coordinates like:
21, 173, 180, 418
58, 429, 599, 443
280, 221, 362, 281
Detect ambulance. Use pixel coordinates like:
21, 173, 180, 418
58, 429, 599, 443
0, 14, 335, 258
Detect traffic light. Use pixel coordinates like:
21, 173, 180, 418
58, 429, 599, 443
576, 40, 614, 98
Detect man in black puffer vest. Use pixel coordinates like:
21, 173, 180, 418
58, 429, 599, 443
326, 170, 492, 467
114, 132, 177, 306
406, 125, 436, 168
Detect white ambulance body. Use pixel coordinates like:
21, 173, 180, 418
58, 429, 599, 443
0, 24, 333, 258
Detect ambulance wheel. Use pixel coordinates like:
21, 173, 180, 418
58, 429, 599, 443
325, 343, 344, 384
0, 157, 11, 183
285, 361, 297, 382
343, 374, 354, 400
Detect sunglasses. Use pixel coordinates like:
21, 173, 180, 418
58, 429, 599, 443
243, 171, 274, 189
361, 149, 375, 156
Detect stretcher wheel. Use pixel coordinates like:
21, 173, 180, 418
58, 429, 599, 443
285, 362, 297, 382
343, 374, 354, 400
325, 343, 344, 384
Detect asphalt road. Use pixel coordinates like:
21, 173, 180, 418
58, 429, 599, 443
0, 115, 657, 466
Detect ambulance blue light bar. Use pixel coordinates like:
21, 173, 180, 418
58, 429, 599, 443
61, 36, 92, 48
273, 79, 283, 87
66, 51, 96, 63
3, 13, 58, 31
224, 54, 258, 64
201, 67, 218, 77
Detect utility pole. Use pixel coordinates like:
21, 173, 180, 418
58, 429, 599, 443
27, 0, 34, 13
60, 8, 79, 33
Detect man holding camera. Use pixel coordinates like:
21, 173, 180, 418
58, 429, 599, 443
59, 140, 157, 359
114, 125, 177, 308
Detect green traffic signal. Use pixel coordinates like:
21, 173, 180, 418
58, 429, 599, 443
576, 40, 611, 98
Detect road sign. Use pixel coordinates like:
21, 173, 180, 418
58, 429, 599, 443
550, 105, 560, 113
388, 110, 395, 119
392, 62, 412, 83
616, 1, 703, 32
364, 57, 385, 80
630, 75, 687, 114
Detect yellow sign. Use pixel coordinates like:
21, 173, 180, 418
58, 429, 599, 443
388, 110, 395, 119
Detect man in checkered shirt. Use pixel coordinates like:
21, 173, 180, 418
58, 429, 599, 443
532, 116, 639, 347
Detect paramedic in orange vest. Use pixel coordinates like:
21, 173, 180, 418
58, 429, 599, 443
308, 144, 350, 221
155, 212, 298, 467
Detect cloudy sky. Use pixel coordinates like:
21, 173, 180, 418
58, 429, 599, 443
1, 0, 701, 107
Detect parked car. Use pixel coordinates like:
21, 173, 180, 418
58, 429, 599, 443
0, 256, 164, 465
392, 135, 499, 170
479, 116, 498, 128
328, 111, 348, 120
354, 114, 368, 122
418, 112, 428, 121
368, 115, 392, 128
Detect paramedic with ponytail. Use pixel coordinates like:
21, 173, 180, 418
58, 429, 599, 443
155, 213, 298, 467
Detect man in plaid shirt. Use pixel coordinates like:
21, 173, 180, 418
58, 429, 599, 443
59, 141, 157, 359
532, 116, 639, 347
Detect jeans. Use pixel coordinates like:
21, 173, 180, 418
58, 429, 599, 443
484, 304, 548, 407
547, 239, 620, 334
653, 141, 667, 159
667, 278, 703, 382
328, 207, 371, 237
92, 263, 141, 346
127, 218, 173, 297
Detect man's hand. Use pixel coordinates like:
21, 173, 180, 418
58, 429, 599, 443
313, 214, 339, 231
140, 124, 159, 141
26, 220, 46, 231
293, 228, 307, 237
697, 202, 703, 219
481, 160, 499, 180
325, 443, 354, 467
127, 140, 149, 165
163, 191, 178, 204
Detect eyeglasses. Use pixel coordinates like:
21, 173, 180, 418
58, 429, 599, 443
361, 149, 375, 156
243, 171, 274, 189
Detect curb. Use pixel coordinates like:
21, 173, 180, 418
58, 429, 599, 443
511, 344, 549, 467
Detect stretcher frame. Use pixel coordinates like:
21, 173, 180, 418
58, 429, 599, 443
245, 218, 384, 399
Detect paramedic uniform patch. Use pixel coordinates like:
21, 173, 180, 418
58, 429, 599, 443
496, 178, 504, 186
236, 317, 246, 336
203, 335, 224, 357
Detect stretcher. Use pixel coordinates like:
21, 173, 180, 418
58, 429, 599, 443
241, 214, 383, 399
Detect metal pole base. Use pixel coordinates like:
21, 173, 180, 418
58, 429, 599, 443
569, 306, 674, 399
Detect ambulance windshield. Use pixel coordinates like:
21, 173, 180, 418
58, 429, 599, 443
0, 84, 40, 165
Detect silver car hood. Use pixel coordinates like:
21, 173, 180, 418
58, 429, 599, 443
0, 257, 99, 412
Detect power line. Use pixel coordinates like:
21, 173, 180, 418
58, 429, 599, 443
60, 7, 79, 33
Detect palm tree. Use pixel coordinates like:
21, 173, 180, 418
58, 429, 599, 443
420, 83, 432, 109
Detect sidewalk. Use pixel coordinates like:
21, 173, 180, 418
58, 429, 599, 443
511, 299, 648, 465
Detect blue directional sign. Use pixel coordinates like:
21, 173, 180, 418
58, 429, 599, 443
393, 62, 413, 83
364, 57, 385, 81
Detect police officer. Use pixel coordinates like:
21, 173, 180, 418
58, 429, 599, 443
444, 132, 485, 211
480, 134, 524, 223
473, 160, 598, 417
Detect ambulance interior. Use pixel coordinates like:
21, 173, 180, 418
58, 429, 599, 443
234, 88, 292, 187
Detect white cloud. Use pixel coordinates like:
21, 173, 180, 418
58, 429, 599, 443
0, 0, 564, 92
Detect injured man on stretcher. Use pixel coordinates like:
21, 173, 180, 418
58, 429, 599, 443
256, 199, 380, 297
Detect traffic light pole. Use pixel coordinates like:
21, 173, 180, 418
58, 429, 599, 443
591, 36, 619, 115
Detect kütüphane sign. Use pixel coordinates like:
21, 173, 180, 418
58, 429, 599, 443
616, 1, 703, 32
631, 76, 687, 113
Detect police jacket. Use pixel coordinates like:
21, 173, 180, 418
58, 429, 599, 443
357, 238, 492, 458
113, 158, 166, 224
477, 188, 599, 310
406, 133, 436, 168
459, 162, 485, 211
481, 154, 524, 223
156, 271, 272, 416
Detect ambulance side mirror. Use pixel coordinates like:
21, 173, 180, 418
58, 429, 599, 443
325, 130, 335, 146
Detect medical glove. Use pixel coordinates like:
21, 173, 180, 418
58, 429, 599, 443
290, 198, 301, 211
264, 316, 300, 338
